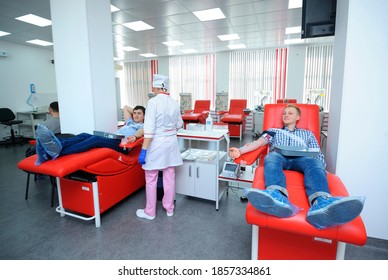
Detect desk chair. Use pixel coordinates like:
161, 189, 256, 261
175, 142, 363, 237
181, 100, 210, 129
220, 99, 247, 140
0, 108, 23, 146
235, 103, 366, 259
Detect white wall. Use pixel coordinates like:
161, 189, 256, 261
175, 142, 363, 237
50, 0, 116, 134
286, 45, 306, 102
216, 52, 230, 93
0, 41, 56, 139
328, 0, 388, 240
158, 57, 169, 77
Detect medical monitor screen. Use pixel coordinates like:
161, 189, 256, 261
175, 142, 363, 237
224, 163, 238, 172
301, 0, 337, 38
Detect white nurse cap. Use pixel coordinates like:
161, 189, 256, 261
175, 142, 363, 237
153, 74, 169, 90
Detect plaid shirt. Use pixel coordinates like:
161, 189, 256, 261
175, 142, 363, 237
261, 127, 325, 166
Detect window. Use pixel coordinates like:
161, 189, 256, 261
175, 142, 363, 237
169, 54, 216, 109
304, 44, 334, 111
122, 60, 157, 107
229, 48, 287, 108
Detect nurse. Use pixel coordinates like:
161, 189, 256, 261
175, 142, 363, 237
136, 74, 183, 220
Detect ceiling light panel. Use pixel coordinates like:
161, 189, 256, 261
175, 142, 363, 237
162, 41, 184, 47
111, 5, 120, 12
15, 14, 52, 27
26, 39, 53, 46
288, 0, 303, 9
217, 33, 240, 41
139, 53, 157, 58
169, 13, 201, 26
0, 31, 11, 37
123, 21, 154, 31
285, 26, 301, 34
227, 44, 246, 50
193, 8, 226, 22
122, 46, 139, 51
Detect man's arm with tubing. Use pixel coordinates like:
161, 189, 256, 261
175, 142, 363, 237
229, 137, 268, 159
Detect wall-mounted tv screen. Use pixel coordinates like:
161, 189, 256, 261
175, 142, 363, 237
301, 0, 337, 38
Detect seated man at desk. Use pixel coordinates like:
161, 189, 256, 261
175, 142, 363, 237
228, 104, 365, 230
35, 105, 145, 165
41, 101, 61, 134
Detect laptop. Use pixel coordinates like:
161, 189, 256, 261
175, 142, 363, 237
274, 145, 320, 157
93, 130, 125, 140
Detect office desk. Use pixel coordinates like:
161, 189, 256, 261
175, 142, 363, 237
175, 129, 229, 210
17, 111, 48, 139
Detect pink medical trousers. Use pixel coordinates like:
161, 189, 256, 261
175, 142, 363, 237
144, 167, 175, 216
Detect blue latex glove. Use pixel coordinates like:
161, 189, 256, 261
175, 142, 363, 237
138, 148, 147, 165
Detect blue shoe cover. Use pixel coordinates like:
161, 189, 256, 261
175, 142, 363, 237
34, 138, 50, 166
244, 188, 301, 218
36, 124, 62, 159
306, 196, 365, 230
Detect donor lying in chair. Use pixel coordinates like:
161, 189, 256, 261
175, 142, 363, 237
35, 105, 145, 166
229, 104, 365, 230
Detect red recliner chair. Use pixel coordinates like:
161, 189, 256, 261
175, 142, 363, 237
235, 103, 367, 260
277, 98, 297, 103
17, 138, 145, 228
220, 99, 247, 140
181, 100, 210, 129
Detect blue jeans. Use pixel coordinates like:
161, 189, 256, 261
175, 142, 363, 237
58, 133, 122, 155
264, 151, 330, 204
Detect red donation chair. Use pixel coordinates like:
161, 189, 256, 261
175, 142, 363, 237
276, 98, 297, 103
220, 99, 247, 140
234, 103, 366, 260
181, 100, 210, 129
17, 138, 145, 228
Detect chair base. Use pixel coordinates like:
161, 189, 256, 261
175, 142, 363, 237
251, 225, 345, 260
0, 135, 24, 146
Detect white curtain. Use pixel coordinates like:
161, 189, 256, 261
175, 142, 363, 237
122, 60, 152, 107
169, 54, 216, 109
229, 48, 287, 108
304, 44, 334, 111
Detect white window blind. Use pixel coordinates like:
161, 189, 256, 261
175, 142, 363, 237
229, 48, 287, 108
304, 44, 334, 111
123, 60, 153, 107
169, 54, 216, 109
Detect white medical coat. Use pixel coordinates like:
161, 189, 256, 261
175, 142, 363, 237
142, 93, 183, 170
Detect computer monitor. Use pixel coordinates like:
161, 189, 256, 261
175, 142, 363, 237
301, 0, 337, 38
